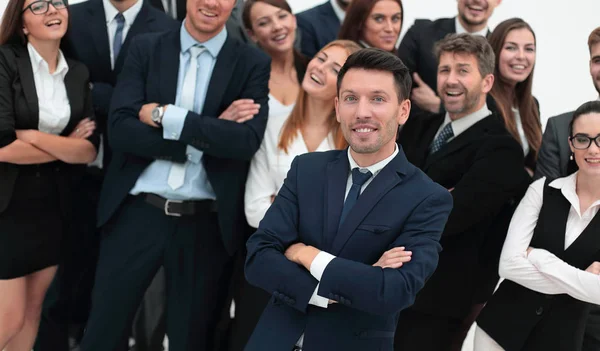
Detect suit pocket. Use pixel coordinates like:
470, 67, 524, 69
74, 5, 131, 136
356, 224, 391, 234
354, 329, 395, 339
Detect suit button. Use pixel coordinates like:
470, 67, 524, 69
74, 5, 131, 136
536, 307, 544, 316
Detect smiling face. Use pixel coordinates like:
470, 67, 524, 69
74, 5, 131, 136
248, 2, 296, 55
437, 51, 493, 120
185, 0, 235, 42
590, 43, 600, 95
498, 28, 536, 86
302, 45, 350, 101
22, 0, 68, 43
336, 68, 410, 163
570, 112, 600, 177
361, 0, 402, 52
457, 0, 501, 31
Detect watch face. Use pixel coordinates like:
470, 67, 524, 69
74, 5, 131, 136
152, 107, 160, 122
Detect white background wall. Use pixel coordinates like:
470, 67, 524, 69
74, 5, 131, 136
2, 0, 599, 124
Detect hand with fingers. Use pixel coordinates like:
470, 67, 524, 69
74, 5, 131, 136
586, 262, 600, 275
219, 99, 261, 123
411, 73, 441, 114
373, 246, 412, 269
69, 118, 96, 139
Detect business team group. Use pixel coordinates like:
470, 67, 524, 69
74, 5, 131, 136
1, 0, 600, 350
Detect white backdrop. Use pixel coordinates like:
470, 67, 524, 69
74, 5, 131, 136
2, 0, 599, 124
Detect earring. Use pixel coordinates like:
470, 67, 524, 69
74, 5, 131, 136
570, 153, 574, 161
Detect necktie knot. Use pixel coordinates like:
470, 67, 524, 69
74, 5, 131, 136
189, 45, 205, 61
115, 12, 125, 25
430, 123, 454, 154
351, 168, 373, 187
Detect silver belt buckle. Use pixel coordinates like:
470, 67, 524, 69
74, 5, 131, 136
164, 199, 183, 217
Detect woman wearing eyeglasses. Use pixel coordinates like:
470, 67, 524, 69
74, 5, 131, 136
0, 0, 98, 348
475, 101, 600, 351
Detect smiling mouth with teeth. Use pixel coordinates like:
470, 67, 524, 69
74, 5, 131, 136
200, 9, 217, 17
45, 20, 61, 26
310, 74, 323, 85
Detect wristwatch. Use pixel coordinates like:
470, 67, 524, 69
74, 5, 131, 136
151, 105, 165, 126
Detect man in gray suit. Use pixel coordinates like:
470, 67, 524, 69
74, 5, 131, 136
534, 26, 600, 351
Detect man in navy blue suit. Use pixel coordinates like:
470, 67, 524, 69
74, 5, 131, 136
244, 48, 453, 351
296, 0, 352, 58
78, 0, 270, 350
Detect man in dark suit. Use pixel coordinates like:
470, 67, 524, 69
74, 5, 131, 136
534, 26, 600, 351
34, 2, 178, 351
397, 0, 501, 117
78, 0, 270, 349
296, 0, 351, 58
244, 48, 453, 351
394, 34, 530, 351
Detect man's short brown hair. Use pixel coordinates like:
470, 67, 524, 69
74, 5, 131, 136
434, 33, 495, 77
588, 27, 600, 53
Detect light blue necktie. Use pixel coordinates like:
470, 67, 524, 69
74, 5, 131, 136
113, 13, 125, 63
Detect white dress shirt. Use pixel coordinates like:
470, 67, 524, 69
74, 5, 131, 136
103, 0, 143, 68
433, 104, 492, 142
455, 16, 489, 37
28, 43, 70, 135
512, 106, 530, 156
475, 173, 600, 350
244, 115, 335, 228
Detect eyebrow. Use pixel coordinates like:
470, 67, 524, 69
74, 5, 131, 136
371, 11, 402, 16
505, 41, 536, 46
341, 89, 390, 96
255, 10, 285, 22
592, 55, 600, 61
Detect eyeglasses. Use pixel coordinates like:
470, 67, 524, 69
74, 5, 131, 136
22, 0, 67, 15
569, 134, 600, 150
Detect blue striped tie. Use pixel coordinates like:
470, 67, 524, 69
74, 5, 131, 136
339, 168, 373, 228
113, 13, 125, 62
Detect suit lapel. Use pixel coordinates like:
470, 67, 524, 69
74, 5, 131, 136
202, 36, 238, 116
61, 62, 85, 136
15, 46, 39, 126
330, 151, 408, 255
86, 0, 112, 75
158, 30, 181, 104
114, 4, 154, 72
323, 152, 350, 251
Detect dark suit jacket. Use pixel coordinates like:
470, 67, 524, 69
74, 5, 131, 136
534, 111, 575, 180
398, 111, 530, 318
244, 149, 453, 351
0, 43, 99, 213
296, 1, 341, 58
96, 29, 270, 255
148, 0, 186, 21
62, 0, 178, 168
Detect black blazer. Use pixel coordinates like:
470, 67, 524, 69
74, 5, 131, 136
62, 0, 178, 167
0, 43, 99, 213
477, 180, 600, 351
398, 111, 530, 318
97, 29, 271, 255
296, 1, 341, 58
147, 0, 186, 21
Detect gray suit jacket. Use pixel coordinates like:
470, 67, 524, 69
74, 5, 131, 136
534, 112, 573, 180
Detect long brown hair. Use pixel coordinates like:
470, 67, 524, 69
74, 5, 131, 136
0, 0, 28, 45
278, 40, 361, 153
488, 18, 541, 158
338, 0, 404, 51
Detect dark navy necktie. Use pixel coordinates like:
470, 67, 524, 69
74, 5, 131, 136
430, 122, 454, 154
113, 13, 125, 62
339, 168, 373, 227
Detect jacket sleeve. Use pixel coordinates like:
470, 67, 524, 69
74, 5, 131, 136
245, 156, 320, 313
396, 21, 424, 75
107, 37, 187, 163
176, 54, 270, 161
296, 15, 319, 59
0, 48, 17, 149
316, 190, 453, 316
534, 117, 562, 180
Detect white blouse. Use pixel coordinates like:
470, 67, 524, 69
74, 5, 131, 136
268, 94, 295, 120
475, 173, 600, 350
28, 43, 70, 135
244, 114, 336, 228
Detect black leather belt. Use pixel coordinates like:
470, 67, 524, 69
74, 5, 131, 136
143, 193, 217, 217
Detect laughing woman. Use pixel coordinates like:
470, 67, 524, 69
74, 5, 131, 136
0, 0, 98, 348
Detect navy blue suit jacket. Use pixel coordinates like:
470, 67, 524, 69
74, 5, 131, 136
62, 0, 178, 167
245, 149, 453, 350
296, 1, 341, 58
96, 28, 270, 254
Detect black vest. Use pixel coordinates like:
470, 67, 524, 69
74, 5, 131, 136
477, 179, 600, 351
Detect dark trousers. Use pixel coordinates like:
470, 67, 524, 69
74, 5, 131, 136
132, 267, 167, 351
584, 306, 600, 351
394, 308, 464, 351
35, 170, 103, 351
80, 195, 233, 351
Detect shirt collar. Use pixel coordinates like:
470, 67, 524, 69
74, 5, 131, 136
550, 172, 600, 218
180, 20, 228, 58
445, 103, 492, 138
330, 0, 346, 23
103, 0, 143, 28
27, 42, 69, 77
454, 16, 488, 37
347, 144, 399, 177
